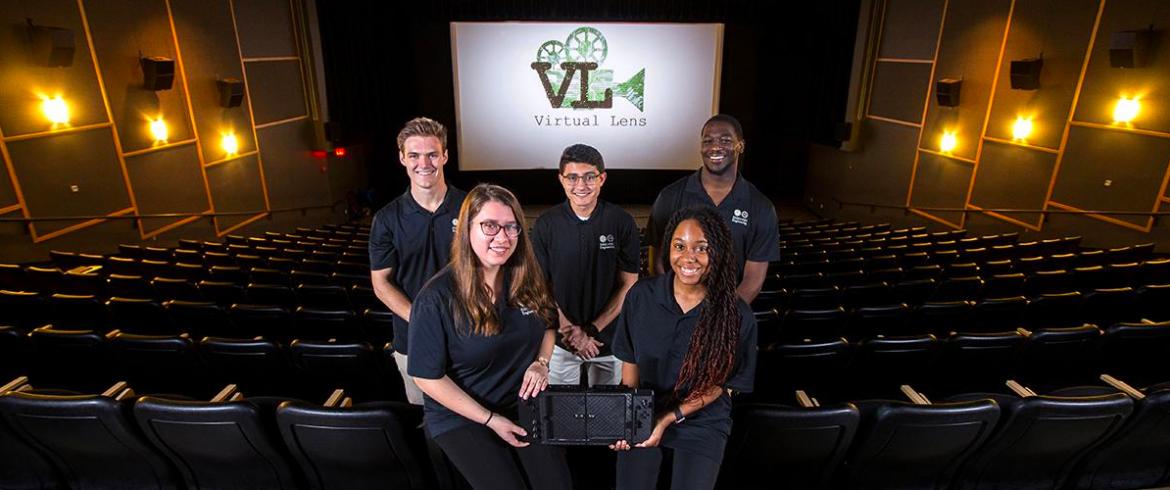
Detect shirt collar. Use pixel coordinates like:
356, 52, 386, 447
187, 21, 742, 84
559, 200, 603, 223
683, 170, 749, 207
402, 186, 458, 216
652, 271, 704, 318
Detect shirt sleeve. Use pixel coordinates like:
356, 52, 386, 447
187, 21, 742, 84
531, 217, 552, 280
368, 209, 399, 271
611, 286, 639, 364
745, 202, 780, 263
407, 294, 449, 379
616, 213, 641, 274
723, 301, 758, 393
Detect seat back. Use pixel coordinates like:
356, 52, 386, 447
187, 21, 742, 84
1069, 387, 1170, 490
1100, 321, 1170, 387
28, 326, 111, 392
276, 400, 429, 490
107, 297, 177, 335
288, 340, 402, 401
851, 335, 938, 395
109, 332, 206, 397
134, 396, 302, 489
199, 337, 291, 396
0, 289, 45, 330
756, 338, 851, 401
1020, 325, 1102, 389
939, 331, 1024, 393
720, 403, 859, 489
0, 391, 179, 489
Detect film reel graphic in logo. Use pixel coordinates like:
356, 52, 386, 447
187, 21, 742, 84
531, 27, 645, 111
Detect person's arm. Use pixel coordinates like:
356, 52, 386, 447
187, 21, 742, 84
371, 268, 413, 320
736, 260, 768, 304
591, 271, 639, 333
414, 376, 531, 447
519, 329, 556, 400
638, 385, 725, 448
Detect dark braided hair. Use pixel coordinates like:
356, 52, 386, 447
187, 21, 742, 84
658, 206, 742, 403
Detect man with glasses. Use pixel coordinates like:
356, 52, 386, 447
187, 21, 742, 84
370, 117, 467, 405
645, 114, 779, 304
532, 144, 640, 386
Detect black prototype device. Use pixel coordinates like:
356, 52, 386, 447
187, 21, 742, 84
519, 385, 655, 446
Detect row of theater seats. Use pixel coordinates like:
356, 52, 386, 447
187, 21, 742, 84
721, 379, 1170, 490
0, 378, 452, 490
0, 326, 407, 402
752, 321, 1170, 400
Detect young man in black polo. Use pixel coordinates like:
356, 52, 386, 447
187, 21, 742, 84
645, 114, 780, 304
369, 117, 467, 405
532, 144, 640, 386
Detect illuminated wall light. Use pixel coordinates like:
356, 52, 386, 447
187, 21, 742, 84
1012, 117, 1033, 140
1114, 97, 1141, 123
41, 95, 69, 124
149, 118, 168, 143
221, 133, 239, 156
333, 147, 347, 157
939, 131, 958, 153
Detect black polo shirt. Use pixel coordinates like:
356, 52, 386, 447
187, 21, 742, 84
646, 172, 780, 279
532, 200, 640, 355
408, 266, 553, 438
612, 272, 757, 461
369, 186, 467, 354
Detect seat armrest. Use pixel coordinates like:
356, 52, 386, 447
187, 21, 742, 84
211, 384, 240, 402
1101, 374, 1145, 400
1006, 379, 1036, 397
900, 384, 931, 405
0, 376, 29, 393
324, 388, 347, 408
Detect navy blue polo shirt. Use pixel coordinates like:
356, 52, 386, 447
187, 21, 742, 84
646, 172, 780, 279
532, 200, 640, 355
612, 272, 757, 461
407, 266, 553, 438
368, 186, 467, 354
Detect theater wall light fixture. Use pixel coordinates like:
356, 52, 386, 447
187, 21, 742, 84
939, 131, 958, 153
41, 95, 69, 125
1012, 117, 1033, 140
221, 132, 239, 156
1113, 96, 1140, 124
149, 117, 168, 143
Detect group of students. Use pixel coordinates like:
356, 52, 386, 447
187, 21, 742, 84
368, 115, 780, 490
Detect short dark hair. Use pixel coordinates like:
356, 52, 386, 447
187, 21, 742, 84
703, 114, 744, 140
396, 117, 447, 152
558, 143, 605, 173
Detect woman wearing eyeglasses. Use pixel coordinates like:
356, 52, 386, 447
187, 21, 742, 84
408, 183, 571, 490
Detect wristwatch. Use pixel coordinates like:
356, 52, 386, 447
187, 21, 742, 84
673, 406, 686, 424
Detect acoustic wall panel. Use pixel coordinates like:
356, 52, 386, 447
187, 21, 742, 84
0, 0, 108, 137
921, 0, 1012, 161
257, 119, 329, 209
245, 60, 306, 124
849, 120, 921, 204
232, 0, 298, 58
124, 144, 207, 233
869, 61, 933, 123
1051, 125, 1170, 228
970, 141, 1056, 226
0, 164, 16, 209
83, 0, 194, 153
984, 0, 1097, 149
206, 154, 265, 231
910, 151, 974, 225
877, 0, 945, 60
6, 128, 130, 235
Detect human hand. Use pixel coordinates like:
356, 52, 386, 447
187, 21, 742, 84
634, 413, 674, 448
609, 439, 631, 451
486, 413, 530, 447
572, 336, 603, 359
519, 360, 549, 400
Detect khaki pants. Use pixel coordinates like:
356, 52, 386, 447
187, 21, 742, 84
548, 345, 622, 386
393, 352, 425, 405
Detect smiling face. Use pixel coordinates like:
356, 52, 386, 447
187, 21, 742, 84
669, 219, 710, 287
559, 162, 606, 210
400, 135, 448, 190
700, 120, 743, 176
470, 200, 519, 270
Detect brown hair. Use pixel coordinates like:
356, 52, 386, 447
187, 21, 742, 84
449, 183, 556, 335
396, 117, 448, 152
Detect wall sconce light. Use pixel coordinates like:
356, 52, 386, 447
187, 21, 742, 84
1113, 97, 1140, 123
940, 131, 958, 153
149, 118, 168, 143
41, 95, 69, 124
1012, 117, 1033, 140
221, 132, 239, 155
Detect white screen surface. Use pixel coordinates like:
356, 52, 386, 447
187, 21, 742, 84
451, 22, 723, 170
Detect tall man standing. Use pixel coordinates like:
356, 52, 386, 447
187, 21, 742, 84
369, 117, 467, 405
645, 114, 779, 304
533, 144, 640, 386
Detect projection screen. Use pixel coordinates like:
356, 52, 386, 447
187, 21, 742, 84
451, 22, 723, 170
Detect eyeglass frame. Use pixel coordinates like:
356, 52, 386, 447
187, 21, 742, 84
560, 172, 602, 186
477, 220, 522, 238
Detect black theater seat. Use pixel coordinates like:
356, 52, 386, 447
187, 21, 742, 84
1065, 383, 1170, 490
1018, 325, 1102, 389
166, 300, 233, 339
847, 304, 909, 336
108, 332, 207, 398
106, 273, 154, 299
1100, 321, 1170, 386
970, 296, 1028, 333
296, 284, 351, 310
107, 296, 178, 335
294, 307, 363, 341
200, 337, 292, 396
0, 327, 29, 381
0, 289, 45, 330
1082, 287, 1141, 329
983, 272, 1025, 298
849, 335, 938, 398
1026, 291, 1084, 329
28, 326, 113, 392
151, 277, 203, 302
782, 307, 847, 341
25, 266, 65, 293
0, 383, 63, 489
289, 340, 402, 401
719, 403, 859, 489
937, 331, 1024, 394
0, 263, 25, 290
197, 280, 246, 308
910, 300, 972, 335
933, 276, 984, 302
46, 293, 107, 330
134, 395, 303, 489
230, 304, 294, 340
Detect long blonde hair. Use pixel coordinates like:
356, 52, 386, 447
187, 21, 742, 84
449, 184, 556, 335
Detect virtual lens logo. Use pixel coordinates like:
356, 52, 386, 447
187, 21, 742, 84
530, 27, 646, 112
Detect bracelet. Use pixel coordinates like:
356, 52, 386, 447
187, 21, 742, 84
483, 411, 494, 425
535, 356, 549, 367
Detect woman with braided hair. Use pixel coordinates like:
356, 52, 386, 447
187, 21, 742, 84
609, 205, 758, 490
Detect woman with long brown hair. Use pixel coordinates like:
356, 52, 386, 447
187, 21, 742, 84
408, 183, 571, 490
609, 205, 758, 490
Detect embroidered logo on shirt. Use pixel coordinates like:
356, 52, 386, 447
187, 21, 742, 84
732, 209, 749, 226
520, 307, 536, 316
451, 218, 458, 232
599, 234, 616, 250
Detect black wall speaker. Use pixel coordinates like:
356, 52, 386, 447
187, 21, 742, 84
141, 57, 175, 91
216, 78, 244, 107
1110, 30, 1152, 68
936, 78, 962, 107
27, 24, 74, 67
1010, 58, 1043, 90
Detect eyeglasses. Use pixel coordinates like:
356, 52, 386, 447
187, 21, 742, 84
479, 220, 522, 238
561, 173, 599, 186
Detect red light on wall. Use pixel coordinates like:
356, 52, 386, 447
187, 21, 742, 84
333, 147, 347, 157
311, 150, 328, 159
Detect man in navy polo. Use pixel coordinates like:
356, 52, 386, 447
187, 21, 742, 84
369, 117, 467, 405
645, 114, 780, 304
532, 144, 640, 386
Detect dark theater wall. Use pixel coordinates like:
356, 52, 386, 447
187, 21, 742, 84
0, 0, 360, 263
807, 0, 1170, 249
